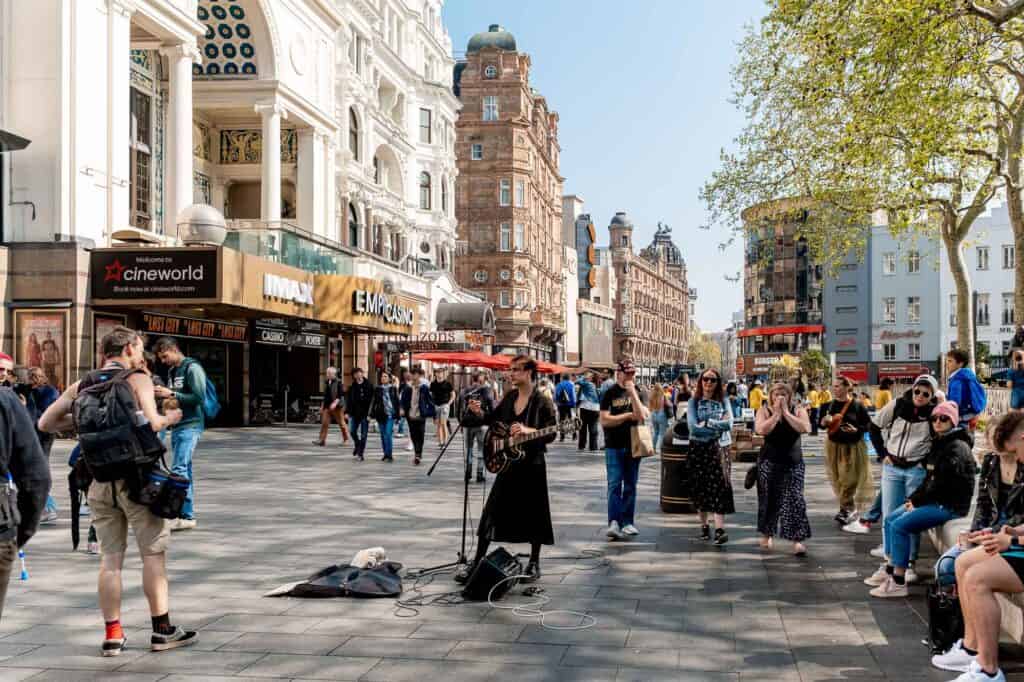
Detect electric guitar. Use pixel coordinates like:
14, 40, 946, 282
483, 417, 582, 474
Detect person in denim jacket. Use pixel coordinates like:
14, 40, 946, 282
687, 368, 734, 545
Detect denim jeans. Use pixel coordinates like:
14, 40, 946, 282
884, 503, 957, 569
170, 425, 203, 520
396, 417, 407, 436
936, 543, 966, 586
350, 418, 369, 456
464, 426, 484, 476
377, 417, 394, 458
863, 490, 883, 524
606, 447, 640, 526
881, 463, 927, 560
651, 412, 669, 453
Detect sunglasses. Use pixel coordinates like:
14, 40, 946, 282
701, 377, 719, 383
510, 366, 528, 372
913, 389, 933, 398
931, 415, 952, 424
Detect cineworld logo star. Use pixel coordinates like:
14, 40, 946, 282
104, 259, 127, 282
263, 273, 314, 306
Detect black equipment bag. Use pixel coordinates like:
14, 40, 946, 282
73, 368, 163, 482
269, 562, 404, 598
136, 466, 190, 520
927, 556, 965, 654
461, 547, 523, 601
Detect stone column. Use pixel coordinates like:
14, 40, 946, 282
324, 136, 337, 241
108, 0, 134, 236
296, 128, 325, 235
160, 44, 200, 237
255, 103, 286, 222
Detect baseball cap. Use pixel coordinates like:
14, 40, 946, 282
616, 359, 636, 374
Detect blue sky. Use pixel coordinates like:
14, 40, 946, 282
443, 0, 767, 332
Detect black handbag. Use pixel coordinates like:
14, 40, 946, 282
927, 556, 965, 654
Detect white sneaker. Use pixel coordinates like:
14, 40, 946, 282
621, 524, 639, 536
870, 545, 886, 559
950, 661, 1006, 681
606, 521, 623, 540
405, 442, 414, 451
905, 566, 919, 584
932, 639, 975, 673
869, 576, 908, 598
170, 519, 197, 532
842, 518, 870, 534
864, 563, 889, 586
39, 510, 58, 525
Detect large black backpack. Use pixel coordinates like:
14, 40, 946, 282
73, 367, 162, 483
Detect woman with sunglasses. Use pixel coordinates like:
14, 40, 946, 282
869, 400, 977, 599
821, 376, 873, 526
864, 375, 939, 587
754, 382, 811, 556
687, 368, 735, 545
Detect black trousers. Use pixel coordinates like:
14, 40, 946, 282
408, 418, 427, 456
578, 408, 600, 450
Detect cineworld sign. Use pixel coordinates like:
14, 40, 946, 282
90, 249, 218, 300
353, 289, 414, 327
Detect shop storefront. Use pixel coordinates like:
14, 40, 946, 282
836, 362, 869, 385
89, 245, 424, 425
874, 362, 935, 385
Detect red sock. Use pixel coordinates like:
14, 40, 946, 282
105, 619, 124, 640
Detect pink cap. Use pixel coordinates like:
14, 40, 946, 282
932, 400, 959, 425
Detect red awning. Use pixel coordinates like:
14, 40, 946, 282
737, 325, 825, 338
412, 351, 510, 369
837, 369, 868, 383
536, 361, 577, 375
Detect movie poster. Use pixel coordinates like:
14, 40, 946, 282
94, 314, 127, 370
13, 310, 68, 390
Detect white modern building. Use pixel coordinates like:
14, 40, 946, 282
940, 202, 1018, 371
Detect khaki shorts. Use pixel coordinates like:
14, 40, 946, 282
87, 480, 170, 556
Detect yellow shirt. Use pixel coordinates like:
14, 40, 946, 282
874, 390, 892, 410
821, 389, 833, 404
808, 390, 821, 408
749, 387, 765, 410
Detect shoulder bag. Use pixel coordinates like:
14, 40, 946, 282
827, 399, 853, 436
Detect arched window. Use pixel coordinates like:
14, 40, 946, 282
373, 155, 381, 184
440, 178, 448, 214
349, 108, 360, 161
419, 171, 431, 210
348, 203, 360, 247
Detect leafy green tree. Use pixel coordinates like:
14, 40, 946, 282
800, 349, 831, 383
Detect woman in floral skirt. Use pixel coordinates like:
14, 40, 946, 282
687, 368, 735, 545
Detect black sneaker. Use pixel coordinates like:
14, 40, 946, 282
523, 561, 541, 583
102, 635, 126, 657
476, 471, 485, 483
834, 510, 849, 524
311, 440, 324, 446
697, 525, 711, 542
713, 528, 729, 546
151, 626, 198, 652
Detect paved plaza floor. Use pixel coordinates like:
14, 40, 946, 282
2, 426, 1024, 681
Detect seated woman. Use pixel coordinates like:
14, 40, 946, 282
869, 401, 977, 599
932, 411, 1024, 681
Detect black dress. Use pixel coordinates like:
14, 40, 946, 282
477, 389, 556, 545
756, 409, 811, 542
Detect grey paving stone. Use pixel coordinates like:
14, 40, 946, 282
409, 622, 524, 642
0, 644, 147, 671
117, 650, 268, 674
445, 640, 568, 665
0, 670, 43, 682
235, 653, 380, 679
330, 636, 455, 660
359, 659, 500, 681
18, 673, 165, 682
308, 618, 421, 637
216, 632, 348, 655
563, 645, 679, 669
201, 614, 318, 634
618, 670, 738, 682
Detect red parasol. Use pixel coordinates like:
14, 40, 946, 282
413, 351, 510, 369
536, 361, 576, 375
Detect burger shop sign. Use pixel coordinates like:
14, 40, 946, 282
353, 289, 414, 327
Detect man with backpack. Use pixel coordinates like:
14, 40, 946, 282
152, 338, 210, 531
946, 348, 987, 430
345, 367, 374, 461
37, 325, 195, 656
555, 373, 577, 442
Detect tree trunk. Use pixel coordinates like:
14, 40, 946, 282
1010, 182, 1024, 328
943, 211, 976, 370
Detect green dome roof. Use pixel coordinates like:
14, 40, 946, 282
467, 24, 516, 54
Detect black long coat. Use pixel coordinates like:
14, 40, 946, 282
477, 388, 556, 545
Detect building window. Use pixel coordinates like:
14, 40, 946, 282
348, 203, 360, 248
348, 108, 360, 161
129, 88, 152, 230
499, 290, 510, 308
882, 252, 896, 275
1005, 245, 1016, 270
484, 64, 498, 79
499, 223, 511, 251
499, 179, 511, 206
977, 292, 991, 326
835, 306, 858, 314
950, 294, 957, 327
419, 172, 431, 210
1005, 292, 1016, 326
483, 95, 498, 121
835, 285, 857, 294
373, 156, 381, 184
907, 250, 920, 274
515, 180, 525, 207
514, 290, 526, 308
419, 108, 432, 144
471, 143, 483, 160
514, 223, 525, 251
883, 343, 896, 361
908, 343, 921, 361
883, 297, 896, 324
620, 235, 628, 247
907, 296, 921, 324
978, 246, 990, 270
441, 180, 448, 215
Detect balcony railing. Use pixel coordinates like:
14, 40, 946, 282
224, 220, 355, 276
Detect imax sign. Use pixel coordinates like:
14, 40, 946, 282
264, 273, 314, 306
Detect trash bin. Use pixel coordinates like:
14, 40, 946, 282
660, 423, 694, 513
